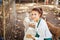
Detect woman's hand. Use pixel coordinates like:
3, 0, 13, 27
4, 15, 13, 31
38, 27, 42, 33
26, 34, 32, 38
26, 34, 35, 40
29, 24, 35, 28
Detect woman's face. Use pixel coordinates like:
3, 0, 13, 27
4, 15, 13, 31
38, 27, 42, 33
30, 11, 41, 22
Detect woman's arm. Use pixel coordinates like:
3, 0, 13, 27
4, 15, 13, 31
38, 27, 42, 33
38, 19, 52, 40
23, 17, 30, 32
44, 20, 52, 40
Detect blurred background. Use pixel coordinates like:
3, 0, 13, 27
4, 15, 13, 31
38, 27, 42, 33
0, 0, 60, 40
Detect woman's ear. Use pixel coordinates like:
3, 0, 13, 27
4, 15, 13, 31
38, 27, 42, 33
39, 14, 41, 17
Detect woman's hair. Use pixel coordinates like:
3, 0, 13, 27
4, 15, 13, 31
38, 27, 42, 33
32, 7, 43, 17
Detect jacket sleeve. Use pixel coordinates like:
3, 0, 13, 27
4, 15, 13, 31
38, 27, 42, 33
36, 19, 52, 40
23, 17, 30, 32
43, 20, 52, 40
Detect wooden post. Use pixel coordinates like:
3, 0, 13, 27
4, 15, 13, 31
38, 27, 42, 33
2, 0, 16, 40
37, 0, 38, 3
19, 0, 20, 6
55, 0, 58, 6
32, 0, 34, 3
44, 0, 49, 5
11, 0, 17, 29
2, 0, 6, 40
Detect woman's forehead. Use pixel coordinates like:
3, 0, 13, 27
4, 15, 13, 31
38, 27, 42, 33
31, 11, 39, 14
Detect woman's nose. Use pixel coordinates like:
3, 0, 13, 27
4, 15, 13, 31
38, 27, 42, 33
32, 15, 36, 18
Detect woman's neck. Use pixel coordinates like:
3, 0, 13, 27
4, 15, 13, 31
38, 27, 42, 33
34, 18, 41, 22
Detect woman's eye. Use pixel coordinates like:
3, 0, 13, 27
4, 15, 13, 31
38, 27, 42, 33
32, 14, 33, 15
30, 14, 36, 16
34, 14, 36, 15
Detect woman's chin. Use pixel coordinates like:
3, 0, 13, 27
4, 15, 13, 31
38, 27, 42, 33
33, 19, 38, 22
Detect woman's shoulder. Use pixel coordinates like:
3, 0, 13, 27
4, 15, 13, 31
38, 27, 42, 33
40, 18, 48, 27
41, 18, 46, 24
39, 18, 48, 30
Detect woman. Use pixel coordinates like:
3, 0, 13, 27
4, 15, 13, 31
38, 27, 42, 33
23, 7, 52, 40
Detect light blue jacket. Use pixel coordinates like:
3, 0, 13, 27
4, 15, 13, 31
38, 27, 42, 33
24, 17, 52, 40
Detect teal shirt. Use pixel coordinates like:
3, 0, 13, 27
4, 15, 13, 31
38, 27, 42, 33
44, 38, 52, 40
35, 19, 41, 38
